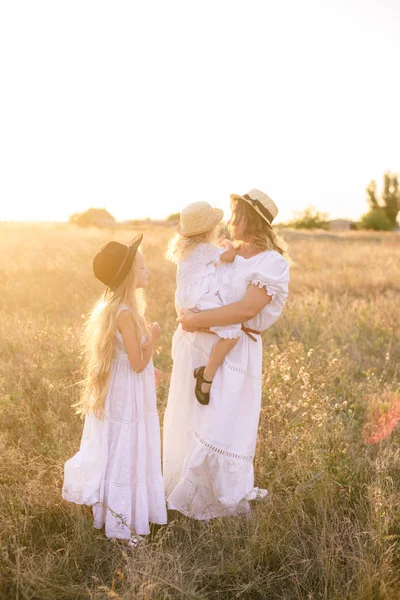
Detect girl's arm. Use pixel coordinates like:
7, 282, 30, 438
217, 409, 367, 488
117, 310, 161, 373
219, 248, 237, 263
178, 284, 272, 331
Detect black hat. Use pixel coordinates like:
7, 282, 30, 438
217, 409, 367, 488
93, 234, 143, 291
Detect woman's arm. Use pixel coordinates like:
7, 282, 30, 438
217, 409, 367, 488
178, 284, 272, 331
118, 311, 161, 373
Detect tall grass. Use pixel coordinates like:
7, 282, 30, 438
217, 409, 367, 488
0, 224, 399, 599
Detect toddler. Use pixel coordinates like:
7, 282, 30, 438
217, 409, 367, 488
167, 201, 241, 405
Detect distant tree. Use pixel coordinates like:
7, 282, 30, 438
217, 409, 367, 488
358, 208, 393, 231
288, 206, 330, 230
167, 212, 180, 223
361, 172, 399, 230
366, 179, 379, 209
382, 172, 399, 227
69, 208, 116, 228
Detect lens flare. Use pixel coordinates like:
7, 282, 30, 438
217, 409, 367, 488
363, 393, 400, 444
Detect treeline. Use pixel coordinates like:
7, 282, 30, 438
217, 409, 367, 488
69, 172, 399, 231
284, 171, 399, 231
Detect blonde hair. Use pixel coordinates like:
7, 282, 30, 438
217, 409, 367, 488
75, 257, 148, 418
229, 198, 290, 260
166, 227, 218, 264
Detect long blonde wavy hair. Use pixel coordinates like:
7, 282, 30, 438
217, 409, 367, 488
229, 197, 290, 260
166, 226, 218, 264
75, 257, 148, 419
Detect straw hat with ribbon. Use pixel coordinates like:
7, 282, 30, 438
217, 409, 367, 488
230, 189, 278, 225
178, 201, 224, 237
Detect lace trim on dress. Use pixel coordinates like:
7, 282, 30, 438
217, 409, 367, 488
62, 486, 99, 506
107, 416, 145, 426
245, 272, 276, 298
182, 333, 262, 380
211, 330, 241, 340
104, 478, 148, 488
193, 429, 253, 462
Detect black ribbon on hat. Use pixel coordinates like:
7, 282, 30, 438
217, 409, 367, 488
243, 194, 274, 224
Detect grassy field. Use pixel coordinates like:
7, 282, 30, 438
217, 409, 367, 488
0, 224, 399, 600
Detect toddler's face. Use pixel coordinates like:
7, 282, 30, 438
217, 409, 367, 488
134, 252, 149, 289
207, 225, 219, 243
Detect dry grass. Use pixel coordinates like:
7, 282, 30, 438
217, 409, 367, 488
0, 224, 399, 600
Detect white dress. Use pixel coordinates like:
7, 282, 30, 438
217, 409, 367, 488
62, 305, 167, 538
175, 242, 240, 339
163, 250, 290, 520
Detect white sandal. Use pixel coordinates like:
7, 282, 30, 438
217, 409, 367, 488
110, 535, 147, 549
245, 487, 269, 501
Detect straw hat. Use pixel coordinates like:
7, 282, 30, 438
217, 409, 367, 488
230, 189, 278, 225
178, 202, 224, 237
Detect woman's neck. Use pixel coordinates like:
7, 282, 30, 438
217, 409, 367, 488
237, 240, 260, 258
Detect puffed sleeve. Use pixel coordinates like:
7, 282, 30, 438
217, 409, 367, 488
245, 251, 290, 301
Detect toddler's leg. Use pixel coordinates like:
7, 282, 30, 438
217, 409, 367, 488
201, 337, 239, 393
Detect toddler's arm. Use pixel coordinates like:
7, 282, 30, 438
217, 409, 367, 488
218, 239, 237, 263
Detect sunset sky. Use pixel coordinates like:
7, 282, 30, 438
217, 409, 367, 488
0, 0, 399, 223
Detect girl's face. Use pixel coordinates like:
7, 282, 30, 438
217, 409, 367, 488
134, 252, 149, 289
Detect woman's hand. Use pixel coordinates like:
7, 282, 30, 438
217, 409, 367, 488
154, 367, 163, 386
148, 322, 162, 342
177, 309, 199, 332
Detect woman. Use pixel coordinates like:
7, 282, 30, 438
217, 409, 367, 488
163, 189, 290, 520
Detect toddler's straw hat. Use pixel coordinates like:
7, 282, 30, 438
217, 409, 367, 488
230, 189, 278, 225
178, 202, 224, 237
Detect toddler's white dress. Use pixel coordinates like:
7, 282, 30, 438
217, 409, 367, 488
62, 305, 167, 538
176, 242, 240, 339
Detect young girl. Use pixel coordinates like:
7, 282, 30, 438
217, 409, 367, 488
167, 201, 241, 405
62, 234, 167, 546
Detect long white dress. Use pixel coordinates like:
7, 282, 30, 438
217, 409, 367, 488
163, 250, 290, 520
62, 305, 167, 538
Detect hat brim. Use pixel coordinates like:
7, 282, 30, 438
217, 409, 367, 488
230, 194, 273, 225
129, 233, 143, 255
109, 233, 143, 291
178, 208, 224, 237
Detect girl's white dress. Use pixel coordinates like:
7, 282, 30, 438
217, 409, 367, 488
175, 242, 240, 339
163, 250, 290, 520
62, 305, 167, 538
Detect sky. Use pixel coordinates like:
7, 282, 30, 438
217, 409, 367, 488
0, 0, 399, 224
